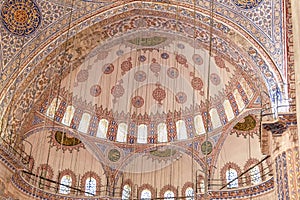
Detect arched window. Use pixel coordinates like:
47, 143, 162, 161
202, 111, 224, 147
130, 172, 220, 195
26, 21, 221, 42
250, 166, 262, 184
62, 105, 75, 126
117, 123, 128, 142
59, 175, 72, 194
194, 115, 205, 135
164, 190, 175, 200
233, 89, 245, 111
176, 120, 187, 140
46, 98, 61, 118
223, 99, 235, 121
141, 189, 151, 199
78, 113, 91, 133
157, 123, 168, 142
97, 119, 109, 139
199, 180, 205, 193
209, 108, 222, 128
85, 177, 96, 196
226, 168, 238, 188
185, 187, 194, 200
137, 124, 148, 144
121, 184, 131, 199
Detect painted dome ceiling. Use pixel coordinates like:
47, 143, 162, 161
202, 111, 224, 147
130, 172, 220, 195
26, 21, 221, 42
40, 30, 259, 146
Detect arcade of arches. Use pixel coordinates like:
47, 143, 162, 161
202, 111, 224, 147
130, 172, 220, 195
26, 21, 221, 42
0, 0, 299, 199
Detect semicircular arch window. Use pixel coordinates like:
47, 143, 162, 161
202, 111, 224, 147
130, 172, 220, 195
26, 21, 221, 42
85, 177, 97, 196
226, 168, 238, 188
121, 184, 131, 199
141, 189, 151, 200
164, 190, 175, 200
185, 187, 194, 200
250, 166, 262, 185
59, 175, 72, 194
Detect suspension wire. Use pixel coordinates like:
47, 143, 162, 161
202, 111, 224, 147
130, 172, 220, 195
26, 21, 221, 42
203, 0, 215, 198
192, 0, 197, 197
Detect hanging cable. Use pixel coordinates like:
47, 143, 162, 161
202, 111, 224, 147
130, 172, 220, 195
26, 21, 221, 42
203, 0, 215, 198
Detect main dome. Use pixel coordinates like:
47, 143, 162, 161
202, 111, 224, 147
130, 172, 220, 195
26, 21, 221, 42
41, 31, 258, 146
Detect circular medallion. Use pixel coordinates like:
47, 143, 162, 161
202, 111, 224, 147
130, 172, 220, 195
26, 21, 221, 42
192, 54, 203, 65
102, 63, 114, 74
134, 71, 147, 82
77, 70, 89, 82
131, 96, 144, 108
97, 51, 109, 60
138, 55, 147, 62
191, 77, 203, 90
111, 85, 125, 98
1, 0, 41, 36
210, 73, 221, 86
232, 0, 263, 9
150, 62, 161, 74
175, 92, 187, 104
201, 141, 213, 155
116, 50, 124, 56
153, 87, 166, 104
176, 54, 187, 65
108, 149, 121, 162
90, 85, 101, 97
121, 58, 133, 72
167, 67, 179, 79
161, 53, 169, 59
177, 43, 185, 49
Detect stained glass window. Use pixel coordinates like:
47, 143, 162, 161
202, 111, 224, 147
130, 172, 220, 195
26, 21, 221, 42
185, 187, 194, 200
141, 189, 151, 200
164, 190, 175, 200
85, 177, 96, 196
226, 168, 238, 188
59, 175, 72, 194
250, 166, 262, 184
121, 184, 131, 199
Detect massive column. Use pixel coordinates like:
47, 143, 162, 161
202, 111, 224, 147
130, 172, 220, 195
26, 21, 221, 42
291, 0, 300, 148
262, 114, 299, 200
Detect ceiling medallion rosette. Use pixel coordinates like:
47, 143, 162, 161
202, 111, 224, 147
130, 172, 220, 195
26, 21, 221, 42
153, 83, 166, 105
1, 0, 41, 36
